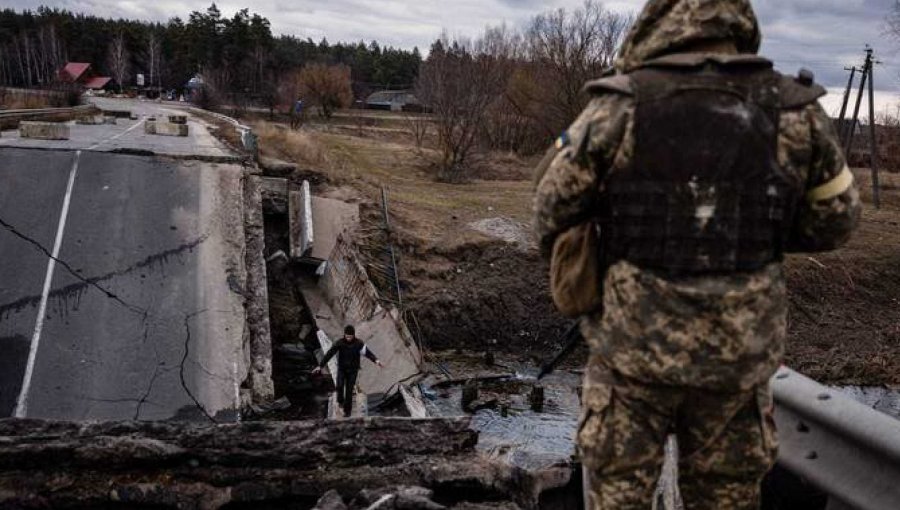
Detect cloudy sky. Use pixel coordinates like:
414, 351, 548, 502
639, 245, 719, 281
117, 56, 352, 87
10, 0, 900, 112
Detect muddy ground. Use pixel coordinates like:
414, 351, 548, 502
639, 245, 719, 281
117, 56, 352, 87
250, 111, 899, 388
782, 169, 900, 386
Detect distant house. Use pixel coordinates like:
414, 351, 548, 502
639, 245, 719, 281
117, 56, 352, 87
185, 75, 204, 102
365, 90, 420, 112
58, 62, 112, 90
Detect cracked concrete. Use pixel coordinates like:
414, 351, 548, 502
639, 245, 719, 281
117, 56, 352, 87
179, 310, 216, 423
241, 174, 275, 403
0, 146, 249, 421
0, 215, 148, 317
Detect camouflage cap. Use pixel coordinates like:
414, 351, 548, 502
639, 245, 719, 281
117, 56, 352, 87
616, 0, 761, 72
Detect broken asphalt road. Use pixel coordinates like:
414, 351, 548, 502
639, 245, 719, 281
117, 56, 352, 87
0, 104, 249, 422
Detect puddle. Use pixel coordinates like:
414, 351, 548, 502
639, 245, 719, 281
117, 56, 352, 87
422, 365, 900, 474
423, 365, 581, 471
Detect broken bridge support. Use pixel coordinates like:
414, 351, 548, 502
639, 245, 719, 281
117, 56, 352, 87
0, 417, 556, 509
242, 174, 275, 403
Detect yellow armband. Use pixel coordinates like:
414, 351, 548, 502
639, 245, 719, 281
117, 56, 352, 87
807, 166, 853, 203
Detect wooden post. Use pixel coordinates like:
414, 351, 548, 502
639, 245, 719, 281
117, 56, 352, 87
530, 385, 545, 413
867, 48, 881, 209
845, 53, 871, 158
462, 379, 478, 411
838, 67, 857, 144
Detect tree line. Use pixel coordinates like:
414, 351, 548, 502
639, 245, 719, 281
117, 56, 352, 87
0, 5, 422, 98
416, 0, 632, 181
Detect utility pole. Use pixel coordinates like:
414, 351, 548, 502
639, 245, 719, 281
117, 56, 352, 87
866, 46, 882, 209
838, 66, 857, 144
845, 52, 871, 158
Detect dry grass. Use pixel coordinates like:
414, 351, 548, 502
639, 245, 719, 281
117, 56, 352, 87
310, 132, 535, 246
853, 167, 900, 209
781, 168, 900, 385
0, 91, 55, 110
253, 121, 327, 168
254, 109, 540, 249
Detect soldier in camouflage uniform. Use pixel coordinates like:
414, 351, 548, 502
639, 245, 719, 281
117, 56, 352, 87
533, 0, 861, 508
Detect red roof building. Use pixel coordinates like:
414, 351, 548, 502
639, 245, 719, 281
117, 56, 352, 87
83, 76, 112, 89
58, 62, 112, 90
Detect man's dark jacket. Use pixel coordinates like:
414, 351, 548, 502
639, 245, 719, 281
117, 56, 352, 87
319, 337, 378, 372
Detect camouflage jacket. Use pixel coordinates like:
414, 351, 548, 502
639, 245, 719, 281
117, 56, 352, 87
534, 0, 861, 391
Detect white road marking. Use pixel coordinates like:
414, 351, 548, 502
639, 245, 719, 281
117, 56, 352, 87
85, 119, 145, 151
14, 150, 82, 418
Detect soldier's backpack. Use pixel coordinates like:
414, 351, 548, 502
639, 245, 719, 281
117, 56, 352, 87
550, 221, 603, 318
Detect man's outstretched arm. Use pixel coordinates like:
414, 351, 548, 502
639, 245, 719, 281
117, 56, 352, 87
362, 344, 383, 367
317, 345, 339, 369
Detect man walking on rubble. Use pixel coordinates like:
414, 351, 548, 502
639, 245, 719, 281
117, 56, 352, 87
314, 325, 384, 417
534, 0, 861, 508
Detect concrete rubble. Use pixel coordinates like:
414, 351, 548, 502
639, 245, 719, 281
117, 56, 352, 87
18, 121, 69, 140
75, 115, 102, 125
0, 417, 554, 509
101, 109, 132, 118
259, 156, 298, 177
145, 120, 190, 137
313, 234, 422, 398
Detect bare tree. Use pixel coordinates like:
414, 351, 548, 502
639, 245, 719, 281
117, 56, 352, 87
147, 31, 162, 96
413, 1, 630, 159
512, 0, 631, 139
405, 113, 430, 150
107, 31, 130, 94
887, 1, 900, 41
293, 63, 353, 119
416, 30, 515, 182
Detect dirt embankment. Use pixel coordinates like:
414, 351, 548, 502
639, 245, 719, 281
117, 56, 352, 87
403, 239, 569, 359
783, 169, 900, 386
253, 113, 900, 388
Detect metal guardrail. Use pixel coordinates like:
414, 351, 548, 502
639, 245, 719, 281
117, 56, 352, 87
188, 107, 258, 158
773, 368, 900, 510
0, 104, 95, 119
0, 105, 98, 132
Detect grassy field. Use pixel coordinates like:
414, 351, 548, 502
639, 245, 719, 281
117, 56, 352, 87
253, 118, 537, 247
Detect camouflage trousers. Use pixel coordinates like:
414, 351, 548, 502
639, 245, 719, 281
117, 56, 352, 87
579, 358, 778, 510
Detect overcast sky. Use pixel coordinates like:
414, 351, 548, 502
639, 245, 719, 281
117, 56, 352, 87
10, 0, 900, 112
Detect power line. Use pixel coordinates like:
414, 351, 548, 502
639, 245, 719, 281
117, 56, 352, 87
842, 46, 883, 209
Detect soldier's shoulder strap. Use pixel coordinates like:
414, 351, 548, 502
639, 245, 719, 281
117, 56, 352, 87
779, 68, 827, 109
584, 74, 634, 96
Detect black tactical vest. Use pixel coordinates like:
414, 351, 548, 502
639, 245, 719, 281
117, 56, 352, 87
602, 60, 802, 275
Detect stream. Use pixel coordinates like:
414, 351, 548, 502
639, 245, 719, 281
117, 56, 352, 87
421, 360, 900, 474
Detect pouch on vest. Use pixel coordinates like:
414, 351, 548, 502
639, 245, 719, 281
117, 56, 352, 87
550, 222, 603, 318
